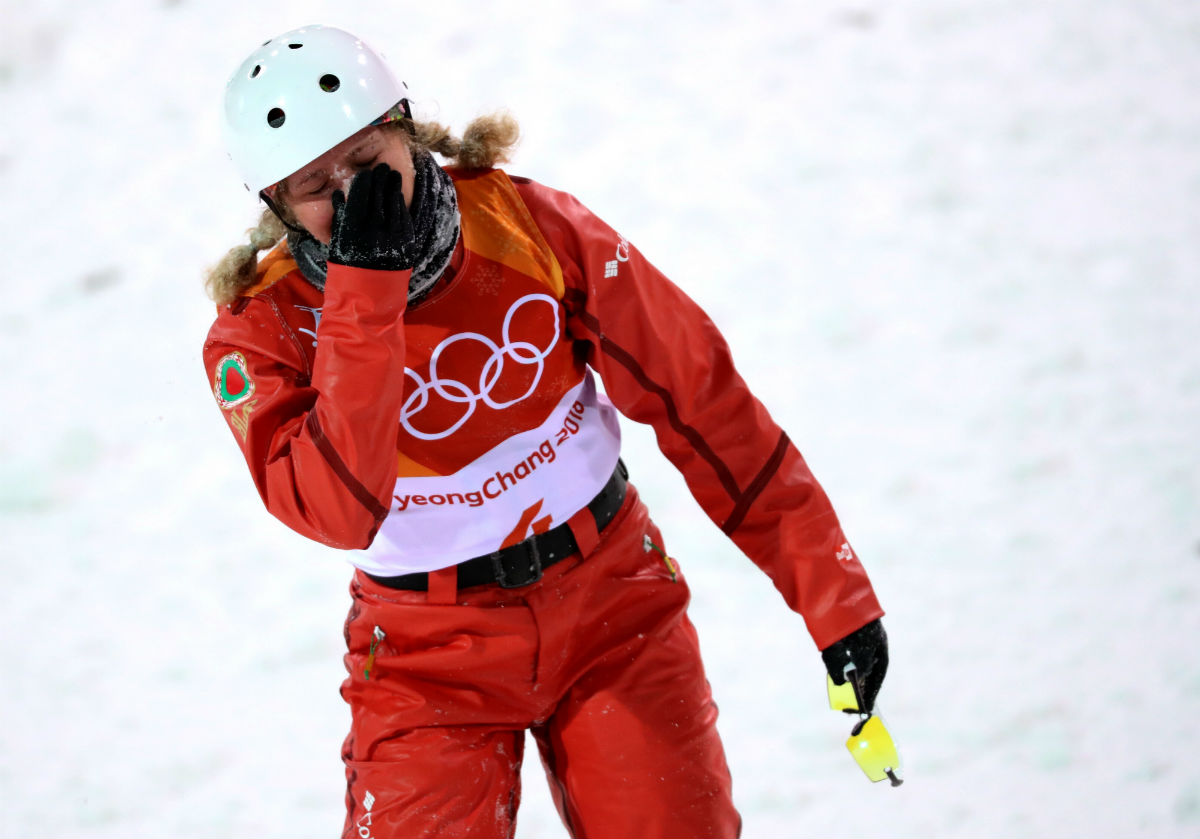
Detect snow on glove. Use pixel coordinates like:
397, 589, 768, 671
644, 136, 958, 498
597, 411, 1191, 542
821, 618, 888, 713
328, 163, 417, 271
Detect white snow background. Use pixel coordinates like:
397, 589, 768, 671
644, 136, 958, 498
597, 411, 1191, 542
2, 0, 1198, 836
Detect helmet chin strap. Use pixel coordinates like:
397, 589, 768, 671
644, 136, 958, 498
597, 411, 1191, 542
259, 189, 309, 236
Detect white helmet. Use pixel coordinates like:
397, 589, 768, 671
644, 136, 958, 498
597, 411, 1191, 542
223, 25, 410, 192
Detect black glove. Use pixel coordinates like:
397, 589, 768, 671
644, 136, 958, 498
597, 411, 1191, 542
328, 163, 418, 271
821, 619, 888, 713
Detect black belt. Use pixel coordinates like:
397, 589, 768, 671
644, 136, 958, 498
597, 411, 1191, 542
365, 460, 628, 591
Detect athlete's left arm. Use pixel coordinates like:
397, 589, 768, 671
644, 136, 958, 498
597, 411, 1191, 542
514, 177, 883, 650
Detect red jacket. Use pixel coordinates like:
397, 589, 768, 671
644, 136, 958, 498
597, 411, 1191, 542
203, 168, 883, 649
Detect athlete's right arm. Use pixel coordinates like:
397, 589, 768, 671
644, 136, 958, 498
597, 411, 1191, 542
203, 165, 418, 549
203, 262, 409, 549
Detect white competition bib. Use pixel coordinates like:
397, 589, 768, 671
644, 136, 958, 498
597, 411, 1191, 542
351, 373, 622, 576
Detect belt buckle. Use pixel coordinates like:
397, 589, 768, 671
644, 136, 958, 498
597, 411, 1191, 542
490, 538, 544, 589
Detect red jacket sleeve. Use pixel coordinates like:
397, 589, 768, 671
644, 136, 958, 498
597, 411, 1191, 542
202, 262, 409, 549
516, 178, 884, 650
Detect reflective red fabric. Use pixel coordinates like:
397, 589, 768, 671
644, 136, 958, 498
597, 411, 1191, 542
340, 486, 740, 839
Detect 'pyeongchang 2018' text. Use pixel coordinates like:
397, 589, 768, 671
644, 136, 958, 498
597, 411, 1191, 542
393, 439, 557, 511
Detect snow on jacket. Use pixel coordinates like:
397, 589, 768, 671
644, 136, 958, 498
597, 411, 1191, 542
203, 167, 883, 649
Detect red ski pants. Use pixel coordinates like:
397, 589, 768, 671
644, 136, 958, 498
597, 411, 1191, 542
339, 485, 740, 838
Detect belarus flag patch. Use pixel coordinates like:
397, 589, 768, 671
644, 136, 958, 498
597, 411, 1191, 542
213, 351, 255, 409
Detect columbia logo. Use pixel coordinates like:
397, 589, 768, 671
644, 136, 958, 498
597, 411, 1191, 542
604, 260, 619, 279
363, 791, 376, 811
836, 543, 854, 562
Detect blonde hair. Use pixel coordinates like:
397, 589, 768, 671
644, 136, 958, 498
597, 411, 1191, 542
204, 112, 520, 305
411, 111, 520, 171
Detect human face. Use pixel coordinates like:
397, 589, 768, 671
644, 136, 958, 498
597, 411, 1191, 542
277, 125, 415, 244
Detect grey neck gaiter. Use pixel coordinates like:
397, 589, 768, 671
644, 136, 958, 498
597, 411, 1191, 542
287, 151, 461, 303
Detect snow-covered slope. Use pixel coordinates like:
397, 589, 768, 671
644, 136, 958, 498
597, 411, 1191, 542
2, 1, 1198, 835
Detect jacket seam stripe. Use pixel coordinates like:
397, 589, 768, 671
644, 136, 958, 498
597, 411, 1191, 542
721, 430, 790, 535
263, 293, 313, 378
304, 412, 390, 524
567, 297, 743, 501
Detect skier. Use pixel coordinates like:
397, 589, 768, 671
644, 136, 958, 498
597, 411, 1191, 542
205, 24, 889, 839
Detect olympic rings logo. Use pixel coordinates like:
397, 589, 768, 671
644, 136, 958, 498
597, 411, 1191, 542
401, 294, 561, 440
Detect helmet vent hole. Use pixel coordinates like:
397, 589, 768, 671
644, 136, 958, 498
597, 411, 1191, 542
250, 65, 261, 79
267, 108, 286, 128
319, 74, 341, 92
288, 43, 303, 49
